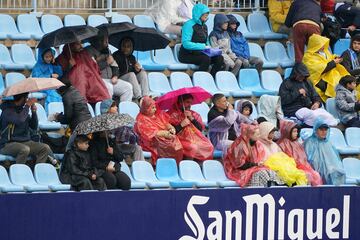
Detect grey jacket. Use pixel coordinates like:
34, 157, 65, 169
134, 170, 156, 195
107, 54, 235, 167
335, 84, 358, 124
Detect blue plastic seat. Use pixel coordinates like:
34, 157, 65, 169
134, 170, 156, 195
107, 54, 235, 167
234, 99, 258, 120
87, 15, 108, 27
179, 160, 218, 188
261, 70, 283, 93
133, 15, 156, 28
132, 161, 170, 189
133, 51, 167, 71
119, 101, 140, 119
0, 73, 4, 95
342, 157, 360, 184
0, 44, 25, 70
0, 14, 31, 40
284, 67, 293, 79
249, 43, 279, 68
148, 72, 172, 96
247, 13, 286, 39
34, 163, 71, 191
205, 14, 215, 35
193, 71, 230, 96
64, 14, 86, 26
120, 162, 147, 189
238, 69, 276, 96
11, 44, 36, 69
111, 13, 132, 23
152, 46, 189, 70
329, 128, 360, 154
212, 150, 223, 159
173, 44, 198, 70
215, 71, 252, 97
232, 13, 259, 39
286, 41, 295, 61
190, 102, 210, 126
156, 158, 195, 188
94, 101, 101, 116
17, 14, 44, 40
5, 72, 26, 87
264, 42, 294, 68
0, 165, 24, 192
9, 164, 49, 192
41, 14, 64, 34
326, 98, 340, 120
87, 103, 95, 117
170, 72, 193, 90
47, 102, 64, 116
202, 160, 238, 187
300, 128, 313, 141
345, 127, 360, 148
333, 39, 350, 56
35, 103, 62, 130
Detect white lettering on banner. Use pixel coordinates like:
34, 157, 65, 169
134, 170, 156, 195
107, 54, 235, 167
179, 194, 351, 240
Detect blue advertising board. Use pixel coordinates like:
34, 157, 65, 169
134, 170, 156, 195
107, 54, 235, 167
0, 186, 358, 240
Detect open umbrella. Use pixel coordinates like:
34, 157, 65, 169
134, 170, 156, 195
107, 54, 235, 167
2, 78, 65, 97
108, 27, 171, 51
156, 87, 212, 110
37, 25, 99, 49
96, 22, 137, 36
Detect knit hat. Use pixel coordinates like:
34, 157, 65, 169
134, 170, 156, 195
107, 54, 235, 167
100, 99, 114, 114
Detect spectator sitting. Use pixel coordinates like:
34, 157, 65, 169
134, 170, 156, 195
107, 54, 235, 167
86, 32, 133, 103
258, 121, 282, 161
257, 95, 284, 128
167, 94, 214, 161
236, 100, 255, 122
113, 38, 150, 101
268, 0, 292, 35
304, 118, 345, 185
209, 14, 242, 76
0, 93, 52, 164
178, 3, 225, 77
335, 75, 360, 127
60, 135, 107, 191
341, 34, 360, 84
227, 14, 263, 73
303, 34, 349, 102
31, 48, 63, 111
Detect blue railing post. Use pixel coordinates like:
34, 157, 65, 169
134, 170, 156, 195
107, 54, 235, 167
32, 0, 37, 13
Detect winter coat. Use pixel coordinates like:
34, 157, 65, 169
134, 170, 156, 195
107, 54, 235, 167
0, 102, 38, 148
227, 14, 250, 59
86, 46, 119, 79
285, 0, 322, 27
113, 50, 140, 77
335, 83, 359, 124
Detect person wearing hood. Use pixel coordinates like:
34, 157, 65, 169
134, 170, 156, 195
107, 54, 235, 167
335, 75, 360, 127
279, 63, 323, 118
268, 0, 292, 34
223, 123, 284, 187
303, 34, 349, 102
341, 34, 360, 82
257, 95, 284, 128
226, 14, 263, 73
178, 3, 225, 77
236, 99, 257, 122
209, 14, 242, 76
278, 120, 323, 186
304, 118, 345, 185
31, 48, 63, 110
258, 121, 282, 161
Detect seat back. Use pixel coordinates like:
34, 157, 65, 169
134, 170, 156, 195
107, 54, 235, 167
170, 72, 193, 90
215, 71, 241, 91
17, 14, 43, 35
11, 44, 36, 65
0, 14, 20, 34
0, 73, 4, 93
0, 43, 12, 63
173, 44, 181, 62
9, 164, 37, 185
326, 98, 340, 119
286, 41, 295, 60
120, 162, 135, 181
47, 102, 64, 116
191, 102, 209, 125
247, 13, 271, 33
133, 15, 156, 28
87, 103, 95, 117
0, 165, 12, 185
179, 160, 206, 181
41, 14, 64, 34
34, 163, 61, 185
119, 101, 140, 119
284, 68, 293, 79
333, 39, 351, 56
112, 14, 132, 23
205, 14, 215, 35
343, 158, 360, 179
193, 71, 220, 93
94, 101, 101, 116
261, 70, 282, 91
232, 14, 249, 33
87, 15, 108, 27
5, 72, 26, 87
152, 46, 176, 64
132, 161, 158, 182
35, 103, 48, 122
345, 127, 360, 148
249, 42, 266, 61
329, 128, 347, 148
64, 14, 86, 26
264, 42, 289, 61
156, 158, 180, 181
238, 69, 262, 90
148, 72, 172, 94
202, 160, 229, 181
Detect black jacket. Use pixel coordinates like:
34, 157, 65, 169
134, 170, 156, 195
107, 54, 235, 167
335, 3, 360, 28
279, 78, 322, 117
57, 86, 92, 131
113, 50, 140, 77
341, 49, 360, 77
86, 46, 119, 79
0, 102, 38, 148
285, 0, 322, 27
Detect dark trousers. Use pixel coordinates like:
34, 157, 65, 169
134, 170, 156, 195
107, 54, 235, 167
71, 176, 107, 191
345, 117, 360, 128
101, 171, 131, 190
179, 49, 225, 76
293, 23, 321, 63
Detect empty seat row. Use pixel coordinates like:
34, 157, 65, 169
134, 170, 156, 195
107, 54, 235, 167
0, 43, 36, 70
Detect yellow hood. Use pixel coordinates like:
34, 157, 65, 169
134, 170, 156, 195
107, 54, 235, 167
306, 34, 330, 54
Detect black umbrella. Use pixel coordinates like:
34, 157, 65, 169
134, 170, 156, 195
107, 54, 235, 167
96, 22, 137, 36
108, 27, 171, 51
37, 25, 99, 49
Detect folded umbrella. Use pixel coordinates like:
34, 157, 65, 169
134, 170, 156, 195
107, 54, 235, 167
156, 87, 212, 110
2, 78, 65, 97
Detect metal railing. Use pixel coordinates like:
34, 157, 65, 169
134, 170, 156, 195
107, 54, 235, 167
0, 0, 267, 12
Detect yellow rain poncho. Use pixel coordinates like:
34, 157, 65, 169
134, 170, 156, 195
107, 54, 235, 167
303, 34, 349, 102
264, 152, 308, 186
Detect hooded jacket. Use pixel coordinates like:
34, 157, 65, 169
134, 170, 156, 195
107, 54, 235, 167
226, 14, 250, 59
335, 83, 358, 124
341, 35, 360, 77
258, 121, 282, 161
113, 40, 140, 77
268, 0, 292, 32
181, 3, 210, 51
